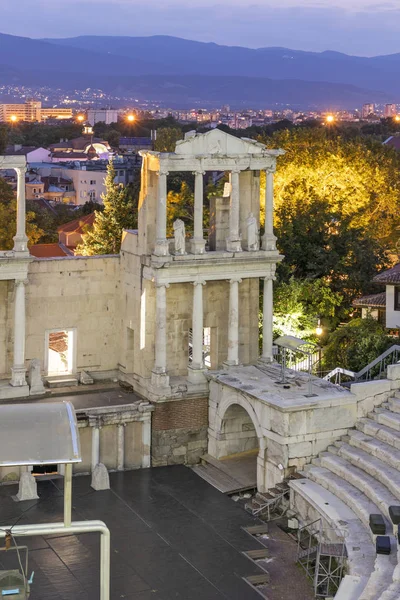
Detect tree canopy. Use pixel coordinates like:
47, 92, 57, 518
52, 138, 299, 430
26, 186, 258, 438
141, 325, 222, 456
77, 161, 138, 255
258, 127, 399, 312
0, 178, 44, 249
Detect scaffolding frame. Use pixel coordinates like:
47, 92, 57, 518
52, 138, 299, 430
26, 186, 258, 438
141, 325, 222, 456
297, 518, 347, 598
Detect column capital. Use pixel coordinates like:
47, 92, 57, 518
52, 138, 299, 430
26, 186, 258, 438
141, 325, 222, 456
192, 279, 206, 287
193, 170, 206, 176
265, 166, 276, 175
157, 168, 169, 177
15, 166, 27, 176
263, 273, 276, 282
231, 166, 241, 174
228, 277, 242, 284
155, 281, 170, 289
14, 278, 28, 287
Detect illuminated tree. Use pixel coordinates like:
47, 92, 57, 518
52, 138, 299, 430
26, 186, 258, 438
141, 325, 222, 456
77, 161, 137, 255
0, 178, 43, 249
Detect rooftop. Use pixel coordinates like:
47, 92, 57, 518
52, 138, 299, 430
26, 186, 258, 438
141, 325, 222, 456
353, 292, 386, 308
57, 212, 96, 235
373, 263, 400, 284
29, 243, 73, 258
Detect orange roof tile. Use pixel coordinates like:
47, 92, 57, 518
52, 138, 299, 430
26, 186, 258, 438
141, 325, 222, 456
29, 243, 72, 258
57, 212, 96, 234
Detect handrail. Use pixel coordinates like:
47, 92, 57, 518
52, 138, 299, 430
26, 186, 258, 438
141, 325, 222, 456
324, 344, 400, 384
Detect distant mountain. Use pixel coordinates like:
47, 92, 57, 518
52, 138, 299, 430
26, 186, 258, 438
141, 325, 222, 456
0, 32, 396, 108
42, 35, 400, 97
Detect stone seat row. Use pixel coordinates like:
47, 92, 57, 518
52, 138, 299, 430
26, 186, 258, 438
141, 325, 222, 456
291, 393, 400, 600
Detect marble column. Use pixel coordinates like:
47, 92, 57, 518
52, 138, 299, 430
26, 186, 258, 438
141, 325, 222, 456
13, 167, 29, 254
262, 169, 277, 251
141, 415, 151, 468
226, 168, 242, 252
262, 275, 275, 362
11, 279, 27, 387
151, 283, 170, 387
117, 424, 125, 471
154, 169, 170, 256
224, 278, 242, 366
91, 425, 100, 471
191, 170, 206, 254
188, 280, 206, 384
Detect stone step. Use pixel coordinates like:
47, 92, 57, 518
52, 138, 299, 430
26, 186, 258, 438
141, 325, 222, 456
319, 452, 397, 523
357, 418, 400, 451
372, 409, 400, 432
289, 478, 375, 580
304, 464, 381, 531
348, 429, 400, 472
334, 440, 345, 449
46, 377, 78, 388
327, 445, 340, 455
388, 397, 400, 414
359, 551, 398, 600
337, 443, 400, 503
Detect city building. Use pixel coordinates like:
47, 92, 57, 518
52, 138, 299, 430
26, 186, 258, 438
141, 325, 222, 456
119, 137, 153, 153
87, 108, 119, 126
362, 103, 375, 119
48, 124, 111, 162
5, 145, 50, 163
0, 100, 73, 122
384, 104, 397, 118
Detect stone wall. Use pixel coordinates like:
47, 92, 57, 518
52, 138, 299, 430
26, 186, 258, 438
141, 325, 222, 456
152, 397, 208, 466
24, 255, 120, 377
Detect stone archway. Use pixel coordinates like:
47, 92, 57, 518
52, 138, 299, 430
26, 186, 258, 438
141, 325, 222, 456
209, 394, 268, 492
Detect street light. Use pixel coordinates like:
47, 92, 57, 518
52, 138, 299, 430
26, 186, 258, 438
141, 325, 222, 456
126, 114, 135, 122
325, 114, 335, 124
395, 115, 400, 123
316, 319, 323, 337
10, 115, 18, 123
77, 115, 85, 122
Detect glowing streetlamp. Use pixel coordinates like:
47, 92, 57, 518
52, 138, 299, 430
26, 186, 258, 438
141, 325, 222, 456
126, 114, 135, 123
10, 115, 18, 123
316, 319, 323, 337
395, 115, 400, 123
325, 114, 335, 124
77, 115, 85, 122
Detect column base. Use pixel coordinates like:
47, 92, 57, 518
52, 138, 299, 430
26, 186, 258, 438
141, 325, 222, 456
262, 234, 277, 251
223, 359, 240, 368
259, 355, 274, 365
151, 369, 170, 388
13, 234, 29, 254
226, 237, 242, 253
187, 365, 206, 384
190, 238, 206, 255
154, 239, 170, 257
11, 366, 27, 387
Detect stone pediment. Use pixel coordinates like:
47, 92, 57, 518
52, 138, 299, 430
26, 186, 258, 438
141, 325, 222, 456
175, 129, 275, 157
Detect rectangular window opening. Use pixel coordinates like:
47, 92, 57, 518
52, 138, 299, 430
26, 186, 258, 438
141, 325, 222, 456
46, 329, 75, 376
188, 327, 211, 368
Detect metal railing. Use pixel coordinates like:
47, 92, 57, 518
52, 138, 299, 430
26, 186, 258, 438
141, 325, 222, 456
324, 344, 400, 386
297, 518, 347, 598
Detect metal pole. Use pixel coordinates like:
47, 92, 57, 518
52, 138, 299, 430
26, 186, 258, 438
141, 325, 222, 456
0, 521, 110, 600
64, 463, 72, 527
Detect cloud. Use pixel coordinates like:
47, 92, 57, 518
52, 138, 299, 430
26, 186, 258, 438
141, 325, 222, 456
1, 0, 400, 55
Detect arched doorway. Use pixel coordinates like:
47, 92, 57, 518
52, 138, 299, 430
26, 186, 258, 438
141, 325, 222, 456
209, 397, 267, 493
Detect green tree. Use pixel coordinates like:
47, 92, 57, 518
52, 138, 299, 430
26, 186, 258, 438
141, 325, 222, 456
154, 127, 183, 152
323, 317, 393, 373
77, 161, 137, 255
273, 278, 342, 340
0, 125, 7, 154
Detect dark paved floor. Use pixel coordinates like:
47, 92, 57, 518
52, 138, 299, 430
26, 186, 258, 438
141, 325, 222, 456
0, 467, 265, 600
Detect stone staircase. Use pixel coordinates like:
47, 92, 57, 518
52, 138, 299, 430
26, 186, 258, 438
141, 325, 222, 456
293, 391, 400, 599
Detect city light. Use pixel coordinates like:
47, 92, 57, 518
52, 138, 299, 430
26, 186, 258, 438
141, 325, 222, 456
395, 115, 400, 122
316, 319, 323, 336
325, 114, 335, 124
77, 114, 85, 122
10, 115, 18, 122
126, 114, 135, 122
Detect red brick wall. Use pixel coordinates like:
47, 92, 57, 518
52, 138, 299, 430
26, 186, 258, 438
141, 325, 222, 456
152, 398, 208, 431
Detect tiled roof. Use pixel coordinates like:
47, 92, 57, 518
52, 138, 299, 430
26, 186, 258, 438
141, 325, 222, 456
373, 263, 400, 284
353, 292, 386, 308
57, 212, 96, 234
5, 146, 46, 156
29, 243, 73, 258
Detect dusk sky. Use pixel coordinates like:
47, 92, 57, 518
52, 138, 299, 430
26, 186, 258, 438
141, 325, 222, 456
1, 0, 400, 56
